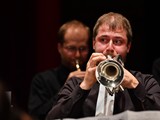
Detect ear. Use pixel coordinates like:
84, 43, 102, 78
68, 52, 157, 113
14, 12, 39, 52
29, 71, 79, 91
92, 39, 96, 50
127, 42, 131, 53
57, 43, 62, 54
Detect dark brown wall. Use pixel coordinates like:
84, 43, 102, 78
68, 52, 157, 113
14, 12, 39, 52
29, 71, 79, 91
0, 0, 61, 111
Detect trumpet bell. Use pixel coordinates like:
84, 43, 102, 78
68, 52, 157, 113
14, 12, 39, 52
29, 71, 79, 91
96, 59, 124, 94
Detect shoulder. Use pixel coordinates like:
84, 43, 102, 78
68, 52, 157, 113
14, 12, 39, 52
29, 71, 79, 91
34, 69, 57, 78
32, 68, 59, 84
130, 70, 158, 85
130, 70, 153, 79
153, 58, 160, 66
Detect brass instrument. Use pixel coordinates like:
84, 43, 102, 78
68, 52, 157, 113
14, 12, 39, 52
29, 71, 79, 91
76, 60, 81, 71
95, 55, 124, 95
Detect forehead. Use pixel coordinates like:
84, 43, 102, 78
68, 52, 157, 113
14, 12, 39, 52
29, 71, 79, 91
64, 27, 89, 42
97, 24, 127, 38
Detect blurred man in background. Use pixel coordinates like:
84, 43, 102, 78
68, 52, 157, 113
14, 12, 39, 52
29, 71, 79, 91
28, 20, 91, 120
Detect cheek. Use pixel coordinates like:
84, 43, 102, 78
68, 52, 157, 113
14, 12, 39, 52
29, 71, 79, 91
116, 47, 128, 59
61, 50, 73, 59
81, 52, 89, 60
94, 43, 106, 52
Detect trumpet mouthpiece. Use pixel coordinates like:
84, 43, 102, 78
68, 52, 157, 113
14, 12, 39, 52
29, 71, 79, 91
76, 60, 81, 71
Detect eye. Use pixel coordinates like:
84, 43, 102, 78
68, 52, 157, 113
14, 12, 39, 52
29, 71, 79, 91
65, 46, 76, 52
99, 37, 109, 44
79, 47, 88, 52
113, 39, 123, 45
69, 46, 76, 51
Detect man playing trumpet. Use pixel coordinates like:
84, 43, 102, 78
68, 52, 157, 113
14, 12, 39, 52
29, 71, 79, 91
46, 12, 160, 119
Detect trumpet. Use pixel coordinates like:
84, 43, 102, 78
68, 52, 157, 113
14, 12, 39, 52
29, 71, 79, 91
95, 55, 124, 96
76, 60, 81, 71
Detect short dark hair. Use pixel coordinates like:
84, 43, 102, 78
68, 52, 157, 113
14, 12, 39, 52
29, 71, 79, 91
93, 12, 132, 44
58, 20, 90, 44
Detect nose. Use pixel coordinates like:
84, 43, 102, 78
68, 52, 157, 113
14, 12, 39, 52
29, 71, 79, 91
75, 49, 81, 57
105, 40, 114, 54
103, 40, 115, 56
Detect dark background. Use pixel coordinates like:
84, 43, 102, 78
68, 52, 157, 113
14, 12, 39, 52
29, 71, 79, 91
0, 0, 159, 112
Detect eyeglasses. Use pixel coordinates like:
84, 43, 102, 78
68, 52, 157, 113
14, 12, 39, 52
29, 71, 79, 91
63, 46, 88, 53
